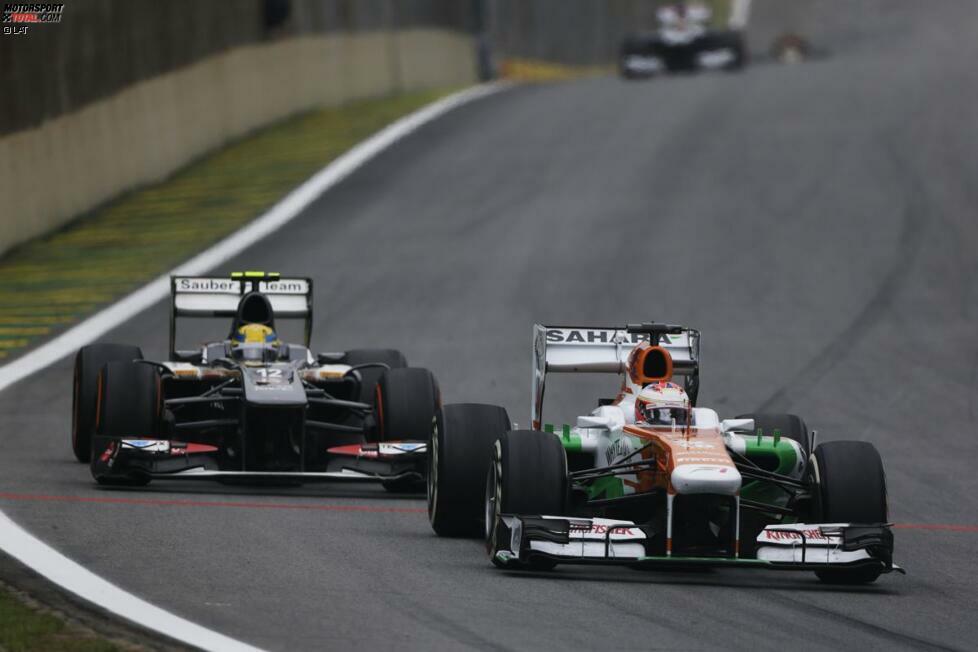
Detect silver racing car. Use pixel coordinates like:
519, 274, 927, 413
72, 271, 438, 490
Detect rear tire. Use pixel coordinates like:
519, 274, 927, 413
428, 403, 510, 537
72, 344, 143, 463
91, 361, 161, 487
486, 430, 568, 570
375, 368, 439, 442
342, 349, 407, 405
810, 441, 888, 584
374, 367, 439, 492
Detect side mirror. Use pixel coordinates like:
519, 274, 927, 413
317, 352, 344, 365
577, 415, 612, 429
721, 418, 754, 433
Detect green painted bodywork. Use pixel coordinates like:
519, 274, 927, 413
633, 556, 770, 567
740, 436, 801, 515
549, 423, 584, 452
560, 426, 802, 515
745, 436, 798, 476
588, 476, 625, 499
562, 433, 583, 453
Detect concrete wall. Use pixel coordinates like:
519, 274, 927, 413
0, 27, 476, 256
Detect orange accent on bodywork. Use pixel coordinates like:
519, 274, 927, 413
626, 342, 674, 385
375, 384, 385, 439
95, 372, 104, 432
622, 424, 735, 494
155, 373, 162, 424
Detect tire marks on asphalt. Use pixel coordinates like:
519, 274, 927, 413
757, 152, 927, 413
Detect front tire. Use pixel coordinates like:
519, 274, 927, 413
486, 430, 568, 570
428, 403, 510, 537
342, 349, 407, 406
91, 360, 161, 486
374, 367, 439, 492
810, 441, 888, 584
72, 344, 143, 463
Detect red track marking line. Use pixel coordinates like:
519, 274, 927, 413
2, 493, 972, 529
1, 493, 973, 529
892, 523, 978, 533
0, 492, 426, 513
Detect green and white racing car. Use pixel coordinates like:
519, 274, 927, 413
428, 322, 902, 584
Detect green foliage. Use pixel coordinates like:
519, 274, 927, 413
0, 588, 120, 651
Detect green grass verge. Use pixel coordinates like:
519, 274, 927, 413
0, 586, 121, 652
0, 88, 454, 360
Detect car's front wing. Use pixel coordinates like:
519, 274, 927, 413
491, 514, 903, 574
92, 438, 426, 484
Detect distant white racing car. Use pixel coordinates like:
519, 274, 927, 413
620, 2, 747, 78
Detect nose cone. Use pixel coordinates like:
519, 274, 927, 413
671, 464, 742, 495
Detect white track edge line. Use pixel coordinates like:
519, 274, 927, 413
0, 81, 507, 651
0, 511, 263, 652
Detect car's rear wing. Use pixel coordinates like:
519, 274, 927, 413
169, 273, 313, 358
531, 323, 700, 429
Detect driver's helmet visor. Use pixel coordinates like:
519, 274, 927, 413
231, 342, 279, 362
641, 404, 690, 426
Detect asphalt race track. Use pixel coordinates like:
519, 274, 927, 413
2, 1, 977, 649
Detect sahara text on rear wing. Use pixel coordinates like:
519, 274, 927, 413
531, 322, 700, 429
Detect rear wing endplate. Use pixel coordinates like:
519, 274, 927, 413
531, 323, 700, 429
169, 274, 313, 358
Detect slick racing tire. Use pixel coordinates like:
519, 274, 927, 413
72, 343, 143, 463
91, 360, 161, 487
428, 403, 511, 537
342, 349, 408, 405
374, 367, 439, 492
736, 413, 811, 459
486, 430, 568, 570
809, 441, 888, 584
